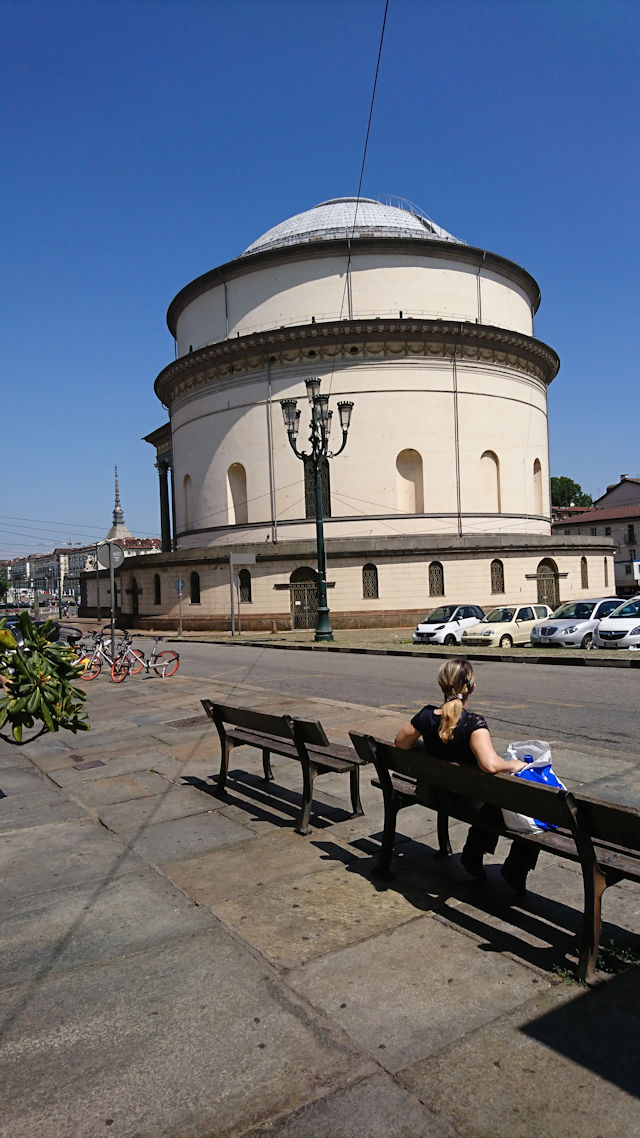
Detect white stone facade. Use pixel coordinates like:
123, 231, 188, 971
133, 197, 612, 630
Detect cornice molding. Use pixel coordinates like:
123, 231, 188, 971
154, 318, 559, 406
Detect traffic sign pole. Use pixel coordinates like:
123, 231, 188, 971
97, 542, 125, 657
174, 579, 184, 638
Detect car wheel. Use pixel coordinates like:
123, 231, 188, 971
581, 633, 593, 649
443, 634, 456, 646
499, 635, 513, 648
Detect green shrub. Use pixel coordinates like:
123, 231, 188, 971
0, 613, 89, 745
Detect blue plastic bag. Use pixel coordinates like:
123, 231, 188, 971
501, 741, 566, 833
514, 762, 566, 831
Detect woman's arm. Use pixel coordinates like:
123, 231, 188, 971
394, 722, 422, 749
470, 728, 527, 774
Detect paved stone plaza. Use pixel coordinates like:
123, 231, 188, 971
1, 657, 640, 1137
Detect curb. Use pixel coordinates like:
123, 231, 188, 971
159, 636, 640, 669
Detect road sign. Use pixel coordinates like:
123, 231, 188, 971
174, 578, 185, 592
97, 542, 124, 570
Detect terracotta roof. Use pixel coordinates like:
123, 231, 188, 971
552, 504, 640, 525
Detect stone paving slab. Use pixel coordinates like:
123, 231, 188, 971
96, 783, 218, 833
49, 748, 173, 786
246, 1070, 453, 1137
0, 790, 85, 834
120, 808, 252, 864
0, 819, 141, 903
211, 861, 424, 969
286, 915, 548, 1074
398, 969, 640, 1138
3, 870, 212, 987
0, 929, 376, 1138
581, 767, 640, 808
65, 769, 171, 808
0, 765, 56, 796
163, 826, 355, 907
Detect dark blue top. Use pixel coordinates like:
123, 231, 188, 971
410, 705, 488, 766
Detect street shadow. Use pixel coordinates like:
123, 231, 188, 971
521, 967, 640, 1099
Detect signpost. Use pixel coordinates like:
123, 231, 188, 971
229, 553, 256, 636
97, 542, 124, 657
174, 578, 184, 638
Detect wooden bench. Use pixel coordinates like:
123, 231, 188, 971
349, 731, 640, 984
201, 700, 367, 835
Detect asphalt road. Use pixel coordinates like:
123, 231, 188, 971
173, 641, 639, 762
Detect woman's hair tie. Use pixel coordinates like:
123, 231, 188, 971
444, 693, 462, 703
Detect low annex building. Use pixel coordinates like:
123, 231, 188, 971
88, 197, 612, 629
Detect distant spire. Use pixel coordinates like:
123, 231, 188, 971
105, 464, 132, 541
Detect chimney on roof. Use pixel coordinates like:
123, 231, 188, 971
621, 474, 628, 480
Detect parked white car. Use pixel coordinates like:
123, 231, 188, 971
593, 597, 640, 649
412, 604, 485, 646
461, 604, 552, 648
530, 597, 623, 649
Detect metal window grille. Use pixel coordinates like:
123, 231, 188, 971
362, 563, 379, 599
239, 569, 252, 603
304, 457, 331, 519
490, 559, 504, 594
581, 557, 588, 589
428, 561, 444, 597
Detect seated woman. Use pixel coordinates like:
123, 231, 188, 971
394, 657, 538, 892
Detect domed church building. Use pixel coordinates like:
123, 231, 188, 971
125, 196, 611, 630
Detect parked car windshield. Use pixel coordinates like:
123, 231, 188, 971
611, 599, 640, 618
422, 606, 458, 624
481, 608, 515, 623
550, 601, 596, 620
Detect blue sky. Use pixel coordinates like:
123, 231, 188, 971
2, 0, 638, 558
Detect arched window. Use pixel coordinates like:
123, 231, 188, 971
490, 558, 505, 594
227, 463, 248, 525
238, 568, 252, 603
396, 449, 424, 513
604, 557, 609, 588
533, 458, 543, 514
480, 451, 501, 512
190, 571, 200, 604
429, 561, 444, 597
362, 563, 379, 599
581, 556, 589, 590
183, 474, 192, 528
154, 574, 161, 605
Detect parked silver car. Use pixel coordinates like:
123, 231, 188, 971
530, 597, 622, 649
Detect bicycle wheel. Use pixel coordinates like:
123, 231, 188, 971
81, 656, 101, 680
129, 649, 147, 675
153, 650, 180, 677
111, 657, 130, 683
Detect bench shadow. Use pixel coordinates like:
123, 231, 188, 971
180, 769, 356, 830
312, 834, 640, 979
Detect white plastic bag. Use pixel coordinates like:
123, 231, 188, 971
501, 740, 565, 833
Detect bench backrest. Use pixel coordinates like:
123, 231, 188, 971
349, 731, 574, 828
201, 700, 329, 747
574, 793, 640, 852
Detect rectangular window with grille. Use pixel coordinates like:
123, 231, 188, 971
304, 457, 331, 519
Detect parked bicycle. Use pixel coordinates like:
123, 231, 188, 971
111, 634, 179, 682
75, 632, 120, 681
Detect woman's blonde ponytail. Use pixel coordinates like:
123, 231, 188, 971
437, 658, 475, 743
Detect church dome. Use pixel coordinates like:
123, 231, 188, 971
242, 196, 462, 255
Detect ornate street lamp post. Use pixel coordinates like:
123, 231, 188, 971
280, 378, 354, 642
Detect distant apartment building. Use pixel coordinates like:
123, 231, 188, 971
551, 475, 640, 596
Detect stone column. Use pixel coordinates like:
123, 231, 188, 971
156, 459, 172, 553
